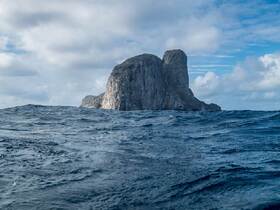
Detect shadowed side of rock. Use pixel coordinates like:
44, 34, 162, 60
161, 50, 220, 111
162, 49, 192, 109
80, 49, 221, 111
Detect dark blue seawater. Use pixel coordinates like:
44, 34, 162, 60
0, 105, 280, 210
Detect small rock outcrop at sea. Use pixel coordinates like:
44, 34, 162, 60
81, 49, 221, 111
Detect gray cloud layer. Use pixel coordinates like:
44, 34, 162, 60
0, 0, 279, 109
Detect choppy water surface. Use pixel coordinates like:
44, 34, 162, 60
0, 105, 280, 210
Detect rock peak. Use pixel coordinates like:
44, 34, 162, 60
163, 49, 187, 65
123, 54, 161, 64
81, 49, 221, 111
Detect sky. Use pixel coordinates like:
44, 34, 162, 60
0, 0, 280, 110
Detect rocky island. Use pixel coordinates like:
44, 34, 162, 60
81, 49, 221, 111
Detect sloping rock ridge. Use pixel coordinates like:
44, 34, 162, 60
81, 49, 221, 111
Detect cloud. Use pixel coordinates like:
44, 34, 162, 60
258, 54, 280, 89
0, 37, 9, 51
0, 0, 228, 108
0, 53, 38, 77
0, 0, 280, 109
0, 53, 13, 67
193, 72, 220, 96
166, 24, 221, 52
192, 53, 280, 110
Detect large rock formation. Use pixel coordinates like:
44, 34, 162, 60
81, 49, 221, 111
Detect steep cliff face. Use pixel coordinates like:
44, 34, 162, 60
162, 49, 192, 109
81, 49, 221, 111
101, 54, 166, 110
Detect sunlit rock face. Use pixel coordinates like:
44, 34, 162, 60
81, 93, 104, 109
101, 54, 166, 110
81, 49, 221, 111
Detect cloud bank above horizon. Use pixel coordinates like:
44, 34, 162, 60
0, 0, 280, 110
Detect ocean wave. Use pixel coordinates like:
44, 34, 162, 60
0, 105, 279, 209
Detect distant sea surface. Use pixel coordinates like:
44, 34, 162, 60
0, 105, 280, 210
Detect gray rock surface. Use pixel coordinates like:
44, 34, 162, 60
101, 54, 166, 110
81, 49, 221, 111
81, 93, 104, 108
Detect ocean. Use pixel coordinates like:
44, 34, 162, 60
0, 105, 279, 210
